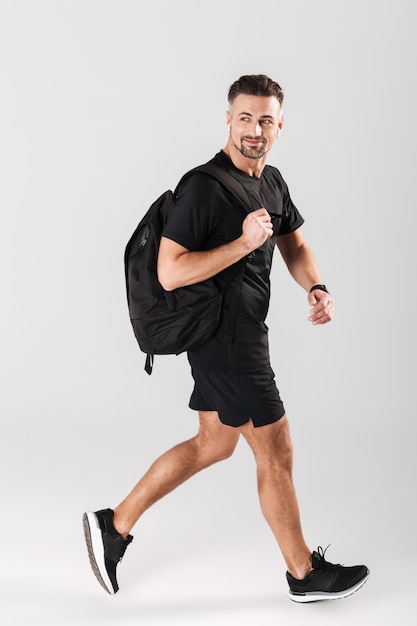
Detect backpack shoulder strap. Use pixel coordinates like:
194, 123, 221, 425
190, 163, 254, 343
196, 162, 255, 213
174, 162, 255, 213
168, 162, 254, 354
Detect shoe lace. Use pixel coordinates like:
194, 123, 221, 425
315, 545, 340, 570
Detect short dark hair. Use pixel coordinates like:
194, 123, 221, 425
228, 74, 284, 107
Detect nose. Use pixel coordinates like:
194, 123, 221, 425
252, 120, 262, 136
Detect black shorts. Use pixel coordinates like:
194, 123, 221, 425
189, 367, 285, 428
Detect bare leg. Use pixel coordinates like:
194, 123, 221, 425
240, 414, 311, 579
113, 411, 240, 538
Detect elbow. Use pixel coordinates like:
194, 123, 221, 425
157, 265, 178, 291
158, 237, 190, 291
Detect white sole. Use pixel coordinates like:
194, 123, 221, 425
289, 570, 370, 603
82, 511, 114, 595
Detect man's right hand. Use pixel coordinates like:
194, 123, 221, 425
241, 208, 273, 251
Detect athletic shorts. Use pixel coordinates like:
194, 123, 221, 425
189, 367, 285, 428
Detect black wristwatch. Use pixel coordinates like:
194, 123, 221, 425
309, 284, 330, 295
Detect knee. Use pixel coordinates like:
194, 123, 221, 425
195, 431, 239, 464
214, 438, 239, 462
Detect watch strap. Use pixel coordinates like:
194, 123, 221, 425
309, 284, 330, 294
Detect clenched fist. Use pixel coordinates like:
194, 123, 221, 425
241, 208, 273, 251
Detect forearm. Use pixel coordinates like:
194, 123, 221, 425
277, 232, 333, 324
158, 236, 250, 291
282, 243, 322, 292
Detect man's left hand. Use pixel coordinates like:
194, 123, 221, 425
307, 290, 334, 325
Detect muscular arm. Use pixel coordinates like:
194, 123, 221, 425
158, 208, 273, 291
276, 228, 334, 325
158, 236, 249, 291
276, 228, 321, 290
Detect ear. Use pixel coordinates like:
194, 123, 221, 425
226, 110, 232, 126
277, 114, 285, 136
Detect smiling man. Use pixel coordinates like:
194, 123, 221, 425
227, 94, 283, 162
83, 75, 369, 603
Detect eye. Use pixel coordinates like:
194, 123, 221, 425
260, 119, 272, 125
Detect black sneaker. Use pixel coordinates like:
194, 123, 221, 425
287, 546, 370, 603
82, 508, 133, 595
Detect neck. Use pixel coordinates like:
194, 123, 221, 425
223, 140, 267, 178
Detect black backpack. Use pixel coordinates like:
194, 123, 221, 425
124, 162, 254, 374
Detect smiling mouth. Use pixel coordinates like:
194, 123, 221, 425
243, 137, 265, 146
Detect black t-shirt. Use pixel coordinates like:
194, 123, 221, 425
162, 150, 304, 372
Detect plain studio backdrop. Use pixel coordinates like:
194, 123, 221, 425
1, 1, 416, 625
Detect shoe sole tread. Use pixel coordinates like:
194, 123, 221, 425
82, 511, 115, 595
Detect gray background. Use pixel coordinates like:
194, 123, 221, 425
1, 1, 416, 624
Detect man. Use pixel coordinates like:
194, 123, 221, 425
83, 75, 369, 602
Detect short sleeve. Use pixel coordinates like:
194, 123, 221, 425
276, 173, 304, 235
162, 174, 216, 251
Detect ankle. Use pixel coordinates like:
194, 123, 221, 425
112, 509, 132, 540
287, 553, 313, 580
289, 565, 312, 580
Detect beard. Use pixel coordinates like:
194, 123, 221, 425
233, 138, 269, 160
